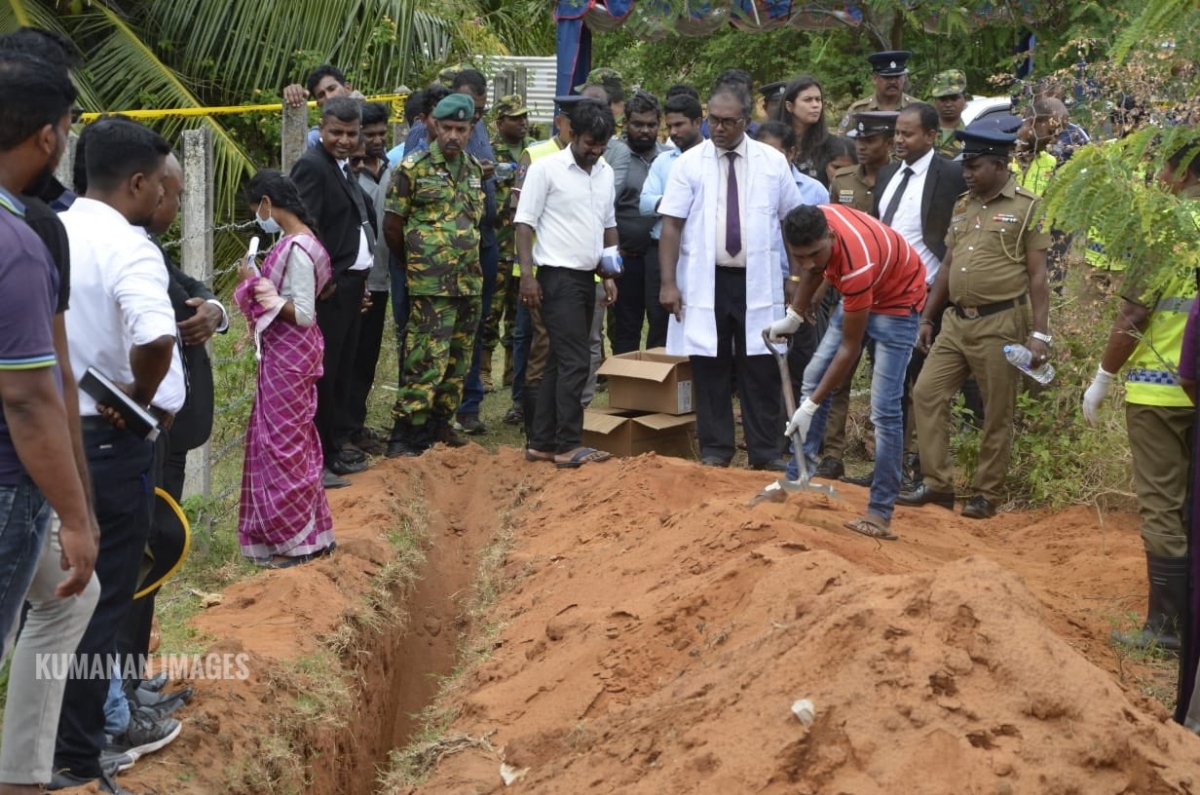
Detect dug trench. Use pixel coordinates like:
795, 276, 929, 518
98, 446, 1199, 795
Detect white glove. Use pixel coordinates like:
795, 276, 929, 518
765, 307, 804, 341
784, 397, 820, 442
1082, 366, 1115, 426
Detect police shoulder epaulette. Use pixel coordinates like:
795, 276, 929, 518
832, 164, 858, 177
1013, 185, 1040, 201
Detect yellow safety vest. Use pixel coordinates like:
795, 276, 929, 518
512, 139, 564, 278
1125, 275, 1196, 407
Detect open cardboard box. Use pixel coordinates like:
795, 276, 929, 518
597, 347, 694, 415
582, 407, 696, 459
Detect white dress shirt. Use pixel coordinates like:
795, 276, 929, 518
877, 148, 940, 284
514, 146, 616, 271
714, 134, 749, 268
339, 158, 374, 271
62, 199, 182, 415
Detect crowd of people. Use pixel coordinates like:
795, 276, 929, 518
1, 21, 1199, 794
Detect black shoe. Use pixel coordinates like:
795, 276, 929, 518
108, 711, 181, 757
49, 769, 141, 794
140, 671, 168, 692
433, 421, 468, 448
385, 439, 425, 458
896, 483, 956, 509
813, 456, 844, 480
134, 682, 194, 707
349, 430, 386, 456
960, 495, 997, 519
131, 686, 193, 720
700, 456, 730, 467
100, 748, 138, 776
457, 415, 487, 435
750, 459, 788, 472
327, 450, 369, 475
841, 470, 874, 487
503, 404, 524, 425
322, 468, 351, 489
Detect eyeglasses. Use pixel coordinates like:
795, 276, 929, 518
349, 156, 365, 166
707, 115, 746, 130
70, 107, 83, 124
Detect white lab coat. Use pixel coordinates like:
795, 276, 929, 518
658, 137, 801, 358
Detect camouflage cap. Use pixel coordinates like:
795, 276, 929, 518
494, 94, 529, 118
575, 67, 623, 94
432, 92, 474, 121
437, 63, 465, 86
930, 69, 968, 98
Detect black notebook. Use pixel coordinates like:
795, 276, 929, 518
78, 367, 161, 441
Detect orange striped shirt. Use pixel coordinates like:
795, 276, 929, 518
820, 204, 927, 316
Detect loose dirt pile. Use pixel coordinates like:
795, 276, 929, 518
97, 447, 1199, 795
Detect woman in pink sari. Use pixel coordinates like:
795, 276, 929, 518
234, 170, 336, 568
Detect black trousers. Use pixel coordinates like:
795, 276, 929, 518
784, 322, 819, 452
315, 270, 368, 459
348, 288, 390, 433
56, 424, 155, 779
612, 253, 646, 355
692, 267, 784, 465
530, 267, 595, 453
643, 243, 669, 349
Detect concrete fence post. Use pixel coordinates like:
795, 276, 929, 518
181, 127, 214, 501
281, 103, 309, 171
54, 130, 78, 190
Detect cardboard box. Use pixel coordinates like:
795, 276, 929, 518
598, 348, 694, 415
583, 408, 696, 459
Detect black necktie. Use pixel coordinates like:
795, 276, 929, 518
881, 166, 914, 226
343, 164, 375, 247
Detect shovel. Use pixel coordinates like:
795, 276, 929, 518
761, 330, 836, 497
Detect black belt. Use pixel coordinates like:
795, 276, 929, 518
716, 265, 746, 273
953, 293, 1027, 320
81, 415, 111, 431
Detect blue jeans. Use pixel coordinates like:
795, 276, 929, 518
388, 254, 410, 387
511, 300, 532, 403
103, 660, 130, 736
458, 238, 500, 418
787, 306, 919, 521
0, 479, 50, 661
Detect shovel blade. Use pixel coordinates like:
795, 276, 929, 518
777, 476, 837, 496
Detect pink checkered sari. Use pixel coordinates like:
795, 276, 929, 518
234, 234, 335, 559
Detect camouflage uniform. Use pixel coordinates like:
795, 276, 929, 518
386, 141, 484, 433
484, 130, 536, 365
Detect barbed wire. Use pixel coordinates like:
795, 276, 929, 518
162, 219, 258, 251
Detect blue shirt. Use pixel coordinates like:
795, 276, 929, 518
386, 143, 406, 164
306, 125, 321, 149
639, 148, 683, 240
780, 166, 832, 278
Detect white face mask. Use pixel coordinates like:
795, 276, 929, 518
256, 201, 282, 235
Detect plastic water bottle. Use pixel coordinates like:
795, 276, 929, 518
1004, 344, 1055, 385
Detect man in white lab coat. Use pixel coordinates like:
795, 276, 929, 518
658, 85, 802, 469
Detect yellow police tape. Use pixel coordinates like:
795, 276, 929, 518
79, 93, 409, 123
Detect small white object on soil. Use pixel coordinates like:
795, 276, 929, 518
791, 698, 816, 724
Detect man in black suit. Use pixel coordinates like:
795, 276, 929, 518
865, 101, 968, 488
291, 96, 379, 485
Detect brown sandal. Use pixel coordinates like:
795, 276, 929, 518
843, 515, 898, 541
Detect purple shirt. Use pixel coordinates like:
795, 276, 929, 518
0, 199, 61, 485
1180, 298, 1200, 382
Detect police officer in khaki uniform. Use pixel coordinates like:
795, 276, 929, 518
899, 126, 1051, 518
830, 111, 897, 213
930, 69, 968, 158
838, 50, 918, 133
815, 110, 898, 480
383, 93, 485, 457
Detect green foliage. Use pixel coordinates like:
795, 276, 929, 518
1041, 126, 1200, 293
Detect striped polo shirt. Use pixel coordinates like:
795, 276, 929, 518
820, 204, 927, 316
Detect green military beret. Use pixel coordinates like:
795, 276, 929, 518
575, 66, 623, 94
433, 93, 475, 121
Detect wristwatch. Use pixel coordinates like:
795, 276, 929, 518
1030, 331, 1053, 346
